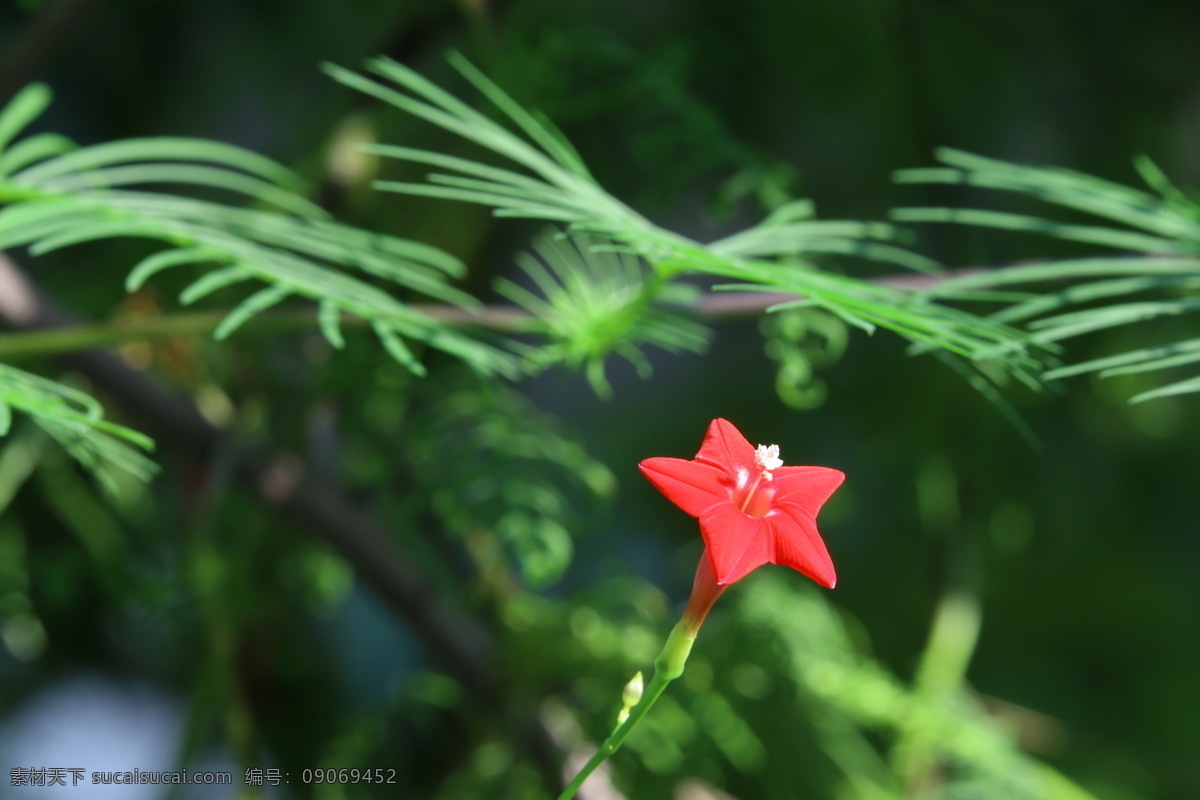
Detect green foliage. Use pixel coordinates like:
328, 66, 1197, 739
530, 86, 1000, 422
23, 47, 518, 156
325, 55, 1045, 379
0, 363, 154, 494
0, 83, 519, 380
895, 148, 1200, 404
497, 232, 709, 397
739, 575, 1103, 800
760, 308, 848, 410
404, 382, 615, 589
0, 79, 524, 485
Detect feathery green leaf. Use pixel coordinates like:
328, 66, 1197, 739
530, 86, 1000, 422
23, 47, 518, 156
0, 84, 519, 378
895, 148, 1200, 404
0, 84, 52, 154
0, 362, 156, 491
328, 54, 1043, 382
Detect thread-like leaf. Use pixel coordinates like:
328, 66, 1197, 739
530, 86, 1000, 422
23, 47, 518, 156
363, 143, 566, 200
447, 51, 594, 180
180, 265, 255, 305
1030, 298, 1200, 342
895, 148, 1200, 404
0, 76, 520, 431
892, 207, 1184, 254
1044, 338, 1200, 380
35, 164, 326, 217
924, 257, 1200, 297
214, 284, 292, 340
0, 202, 98, 249
1102, 349, 1200, 377
31, 219, 195, 255
372, 321, 425, 375
334, 55, 1040, 381
12, 137, 301, 188
1130, 375, 1200, 404
896, 157, 1200, 241
0, 133, 76, 177
127, 247, 223, 291
993, 275, 1197, 326
0, 363, 157, 488
0, 84, 52, 154
318, 300, 346, 349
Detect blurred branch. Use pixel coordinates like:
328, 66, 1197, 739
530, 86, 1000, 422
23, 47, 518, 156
0, 267, 988, 360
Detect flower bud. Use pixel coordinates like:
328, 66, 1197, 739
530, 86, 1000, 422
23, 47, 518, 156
616, 671, 645, 725
622, 671, 645, 708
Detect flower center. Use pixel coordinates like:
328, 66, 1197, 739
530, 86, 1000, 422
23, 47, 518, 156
755, 444, 782, 476
734, 443, 783, 518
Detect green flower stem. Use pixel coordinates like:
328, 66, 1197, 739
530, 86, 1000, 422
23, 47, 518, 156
556, 619, 697, 800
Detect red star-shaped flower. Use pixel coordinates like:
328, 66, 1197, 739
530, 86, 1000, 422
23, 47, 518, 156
639, 418, 843, 588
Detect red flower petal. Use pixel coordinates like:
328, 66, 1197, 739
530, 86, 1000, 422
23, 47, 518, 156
770, 467, 845, 513
638, 457, 729, 518
768, 503, 837, 588
699, 503, 772, 585
694, 418, 756, 473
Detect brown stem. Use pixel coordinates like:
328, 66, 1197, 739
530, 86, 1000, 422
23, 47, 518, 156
0, 267, 990, 360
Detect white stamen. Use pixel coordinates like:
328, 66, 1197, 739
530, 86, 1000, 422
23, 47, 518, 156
755, 444, 783, 479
